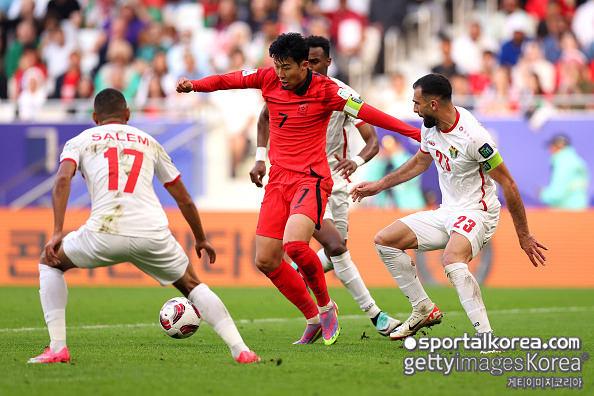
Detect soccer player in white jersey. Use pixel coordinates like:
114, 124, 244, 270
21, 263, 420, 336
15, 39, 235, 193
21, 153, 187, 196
251, 36, 402, 339
28, 89, 260, 364
351, 74, 547, 339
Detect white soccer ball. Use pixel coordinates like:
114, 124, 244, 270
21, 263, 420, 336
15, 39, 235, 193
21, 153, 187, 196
159, 297, 201, 339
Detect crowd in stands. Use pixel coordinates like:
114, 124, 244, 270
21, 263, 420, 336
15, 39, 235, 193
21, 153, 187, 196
1, 0, 593, 120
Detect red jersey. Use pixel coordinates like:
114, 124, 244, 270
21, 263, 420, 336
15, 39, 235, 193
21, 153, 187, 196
190, 66, 421, 177
193, 67, 348, 177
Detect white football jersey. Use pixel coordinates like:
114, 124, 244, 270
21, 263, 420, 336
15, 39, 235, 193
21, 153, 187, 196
326, 77, 364, 191
60, 124, 181, 237
420, 106, 501, 212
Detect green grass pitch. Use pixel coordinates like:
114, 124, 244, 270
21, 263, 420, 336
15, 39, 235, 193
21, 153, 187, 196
1, 286, 592, 395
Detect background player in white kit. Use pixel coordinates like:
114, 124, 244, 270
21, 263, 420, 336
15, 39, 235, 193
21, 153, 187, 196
351, 74, 547, 340
28, 89, 259, 364
251, 36, 403, 338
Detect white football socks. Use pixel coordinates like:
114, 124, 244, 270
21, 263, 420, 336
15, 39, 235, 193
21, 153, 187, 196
375, 245, 430, 308
445, 263, 492, 333
38, 264, 68, 353
330, 251, 380, 318
188, 283, 249, 359
317, 248, 334, 272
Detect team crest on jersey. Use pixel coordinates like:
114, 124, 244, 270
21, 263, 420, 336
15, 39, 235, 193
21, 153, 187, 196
297, 101, 309, 116
242, 69, 257, 76
449, 145, 459, 159
478, 143, 494, 158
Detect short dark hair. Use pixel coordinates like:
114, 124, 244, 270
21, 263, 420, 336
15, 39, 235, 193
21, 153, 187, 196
269, 32, 309, 64
306, 35, 330, 58
413, 73, 452, 101
93, 88, 127, 118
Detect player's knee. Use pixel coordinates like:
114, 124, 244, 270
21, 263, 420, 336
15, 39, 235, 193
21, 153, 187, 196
255, 257, 279, 274
324, 240, 347, 257
374, 231, 393, 248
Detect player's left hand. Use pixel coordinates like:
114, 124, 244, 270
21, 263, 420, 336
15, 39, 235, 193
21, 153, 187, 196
518, 233, 548, 267
350, 180, 383, 202
176, 77, 193, 93
195, 240, 216, 264
44, 233, 63, 267
333, 153, 358, 179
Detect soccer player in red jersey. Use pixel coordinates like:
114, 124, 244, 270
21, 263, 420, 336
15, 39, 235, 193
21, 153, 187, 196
176, 33, 420, 345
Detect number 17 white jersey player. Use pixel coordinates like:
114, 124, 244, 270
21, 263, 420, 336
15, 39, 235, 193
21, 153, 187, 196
28, 88, 260, 365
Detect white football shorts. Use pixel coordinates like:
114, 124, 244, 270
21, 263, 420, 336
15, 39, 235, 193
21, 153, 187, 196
62, 226, 189, 286
323, 185, 349, 240
399, 206, 500, 257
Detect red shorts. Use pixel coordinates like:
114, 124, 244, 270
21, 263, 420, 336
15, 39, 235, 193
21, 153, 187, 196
256, 166, 333, 240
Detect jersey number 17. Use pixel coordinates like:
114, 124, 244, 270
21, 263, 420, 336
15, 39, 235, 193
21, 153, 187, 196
104, 147, 144, 193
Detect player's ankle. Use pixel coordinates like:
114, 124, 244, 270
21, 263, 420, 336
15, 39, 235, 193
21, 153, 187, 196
413, 298, 433, 313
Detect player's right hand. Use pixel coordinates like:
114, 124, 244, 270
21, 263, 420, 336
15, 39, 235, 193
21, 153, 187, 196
195, 240, 216, 264
249, 161, 267, 188
176, 77, 193, 93
44, 233, 63, 267
350, 181, 382, 202
519, 233, 548, 267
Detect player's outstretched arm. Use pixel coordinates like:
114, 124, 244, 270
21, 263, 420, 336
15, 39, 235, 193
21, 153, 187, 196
333, 123, 379, 179
46, 160, 76, 266
488, 162, 548, 267
166, 178, 216, 263
350, 149, 432, 202
342, 97, 421, 142
249, 105, 270, 188
176, 69, 263, 93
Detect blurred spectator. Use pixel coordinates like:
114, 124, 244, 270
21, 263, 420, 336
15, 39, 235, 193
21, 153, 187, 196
512, 41, 555, 94
451, 73, 475, 109
540, 134, 589, 209
377, 71, 416, 118
431, 35, 459, 79
4, 19, 38, 79
535, 0, 561, 39
526, 0, 575, 22
51, 49, 81, 102
247, 0, 278, 32
94, 39, 140, 101
451, 21, 498, 75
209, 47, 262, 178
542, 12, 571, 63
554, 31, 593, 105
468, 50, 498, 94
17, 65, 47, 120
135, 50, 175, 108
478, 66, 520, 114
166, 29, 211, 79
250, 17, 278, 68
40, 27, 74, 82
136, 22, 166, 62
490, 0, 537, 43
571, 0, 594, 50
8, 43, 46, 99
499, 14, 531, 67
46, 0, 80, 21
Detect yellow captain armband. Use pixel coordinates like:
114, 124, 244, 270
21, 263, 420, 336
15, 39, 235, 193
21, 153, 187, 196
481, 152, 503, 172
344, 96, 364, 118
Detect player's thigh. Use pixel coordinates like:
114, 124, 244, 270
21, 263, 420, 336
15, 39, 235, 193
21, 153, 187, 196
284, 213, 317, 243
129, 231, 189, 287
444, 209, 497, 260
255, 235, 284, 273
286, 175, 331, 239
61, 226, 126, 269
380, 209, 450, 251
256, 182, 290, 240
324, 187, 349, 241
